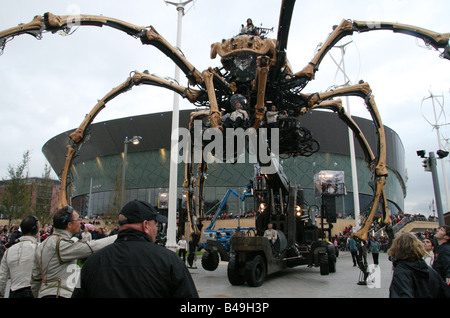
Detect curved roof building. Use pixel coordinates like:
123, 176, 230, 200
42, 109, 406, 217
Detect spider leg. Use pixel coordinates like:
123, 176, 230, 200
304, 82, 392, 241
185, 155, 207, 238
306, 82, 387, 177
201, 70, 223, 129
58, 70, 203, 208
309, 99, 375, 164
253, 56, 271, 129
352, 20, 450, 58
186, 160, 207, 268
182, 67, 229, 239
0, 13, 204, 85
183, 111, 210, 239
184, 127, 206, 266
143, 25, 203, 85
294, 19, 449, 81
58, 145, 76, 208
69, 71, 202, 145
57, 69, 222, 236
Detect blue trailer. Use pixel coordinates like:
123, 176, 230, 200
201, 188, 256, 271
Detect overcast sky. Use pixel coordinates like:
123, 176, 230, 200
0, 0, 449, 216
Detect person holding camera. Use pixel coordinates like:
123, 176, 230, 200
31, 206, 117, 298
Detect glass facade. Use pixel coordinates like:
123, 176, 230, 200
69, 149, 404, 217
43, 110, 406, 218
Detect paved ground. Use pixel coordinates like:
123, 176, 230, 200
188, 251, 393, 298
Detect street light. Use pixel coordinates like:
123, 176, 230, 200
416, 150, 426, 158
164, 0, 193, 252
417, 149, 448, 226
121, 136, 142, 207
437, 149, 449, 159
131, 137, 142, 145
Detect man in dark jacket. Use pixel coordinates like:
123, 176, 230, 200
388, 232, 449, 298
389, 259, 449, 298
72, 200, 199, 298
432, 225, 450, 286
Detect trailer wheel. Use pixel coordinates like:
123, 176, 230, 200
201, 249, 220, 271
227, 256, 246, 285
327, 245, 337, 273
319, 253, 329, 275
245, 255, 266, 287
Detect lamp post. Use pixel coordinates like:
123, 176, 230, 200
164, 0, 193, 252
417, 149, 449, 226
121, 136, 142, 207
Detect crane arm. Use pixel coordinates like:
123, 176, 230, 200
206, 188, 242, 231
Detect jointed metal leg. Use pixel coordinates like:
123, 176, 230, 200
303, 82, 392, 240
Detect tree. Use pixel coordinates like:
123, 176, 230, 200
106, 166, 123, 218
0, 150, 32, 225
33, 163, 54, 225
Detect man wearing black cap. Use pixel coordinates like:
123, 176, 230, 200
72, 200, 199, 298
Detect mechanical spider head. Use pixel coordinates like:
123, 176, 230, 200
210, 24, 277, 83
228, 54, 258, 82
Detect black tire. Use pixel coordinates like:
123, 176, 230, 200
327, 245, 337, 273
245, 255, 266, 287
319, 253, 329, 276
201, 249, 220, 271
227, 256, 246, 285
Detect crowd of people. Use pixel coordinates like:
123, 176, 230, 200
203, 209, 257, 221
330, 211, 443, 256
0, 220, 117, 255
333, 232, 390, 255
0, 200, 198, 298
0, 202, 448, 298
336, 222, 449, 298
388, 226, 450, 298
